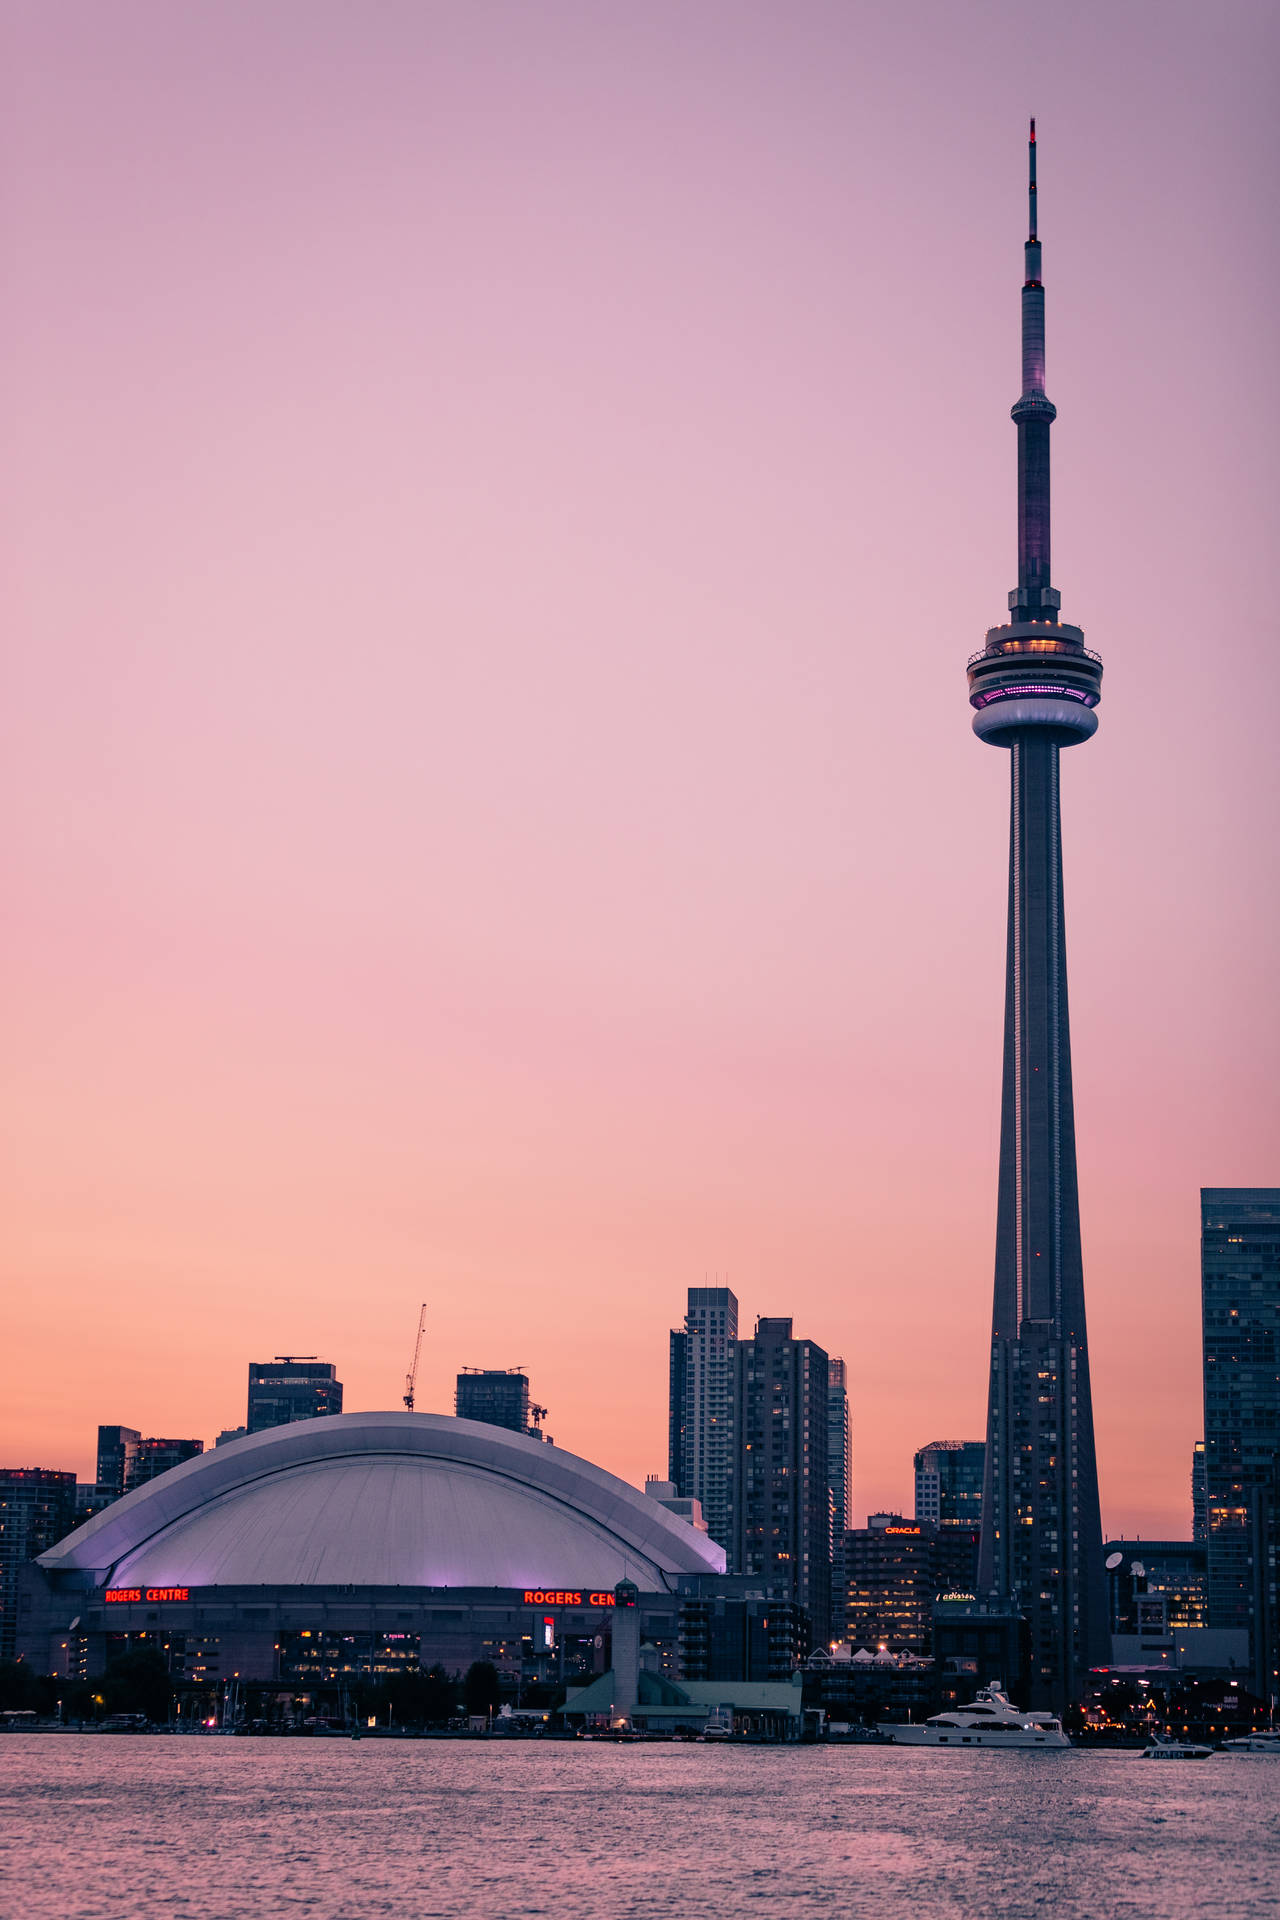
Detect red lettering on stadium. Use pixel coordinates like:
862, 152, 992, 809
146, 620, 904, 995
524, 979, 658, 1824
522, 1590, 617, 1608
104, 1587, 189, 1603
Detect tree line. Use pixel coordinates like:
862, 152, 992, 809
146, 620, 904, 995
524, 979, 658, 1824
0, 1655, 563, 1726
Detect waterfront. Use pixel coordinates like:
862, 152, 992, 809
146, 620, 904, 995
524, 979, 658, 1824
1, 1737, 1275, 1920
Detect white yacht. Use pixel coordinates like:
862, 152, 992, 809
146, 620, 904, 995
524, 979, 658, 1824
1222, 1729, 1280, 1756
882, 1683, 1070, 1749
1140, 1735, 1213, 1760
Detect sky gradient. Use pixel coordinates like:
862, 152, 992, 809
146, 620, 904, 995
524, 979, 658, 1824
3, 1, 1278, 1540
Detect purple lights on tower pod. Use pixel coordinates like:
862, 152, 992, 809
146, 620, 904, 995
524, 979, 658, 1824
968, 124, 1109, 1713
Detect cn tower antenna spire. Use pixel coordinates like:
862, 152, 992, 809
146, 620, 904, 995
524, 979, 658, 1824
1028, 117, 1037, 241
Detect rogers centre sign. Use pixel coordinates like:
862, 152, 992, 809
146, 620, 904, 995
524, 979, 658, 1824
104, 1587, 190, 1604
522, 1590, 616, 1608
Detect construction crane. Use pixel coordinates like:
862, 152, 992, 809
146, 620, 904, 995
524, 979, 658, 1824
403, 1303, 428, 1412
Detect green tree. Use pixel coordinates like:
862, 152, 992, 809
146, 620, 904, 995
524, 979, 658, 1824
463, 1660, 501, 1717
102, 1647, 172, 1723
385, 1664, 457, 1726
0, 1660, 51, 1713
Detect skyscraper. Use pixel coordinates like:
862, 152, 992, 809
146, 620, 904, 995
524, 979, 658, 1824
1191, 1440, 1207, 1545
1201, 1188, 1280, 1702
914, 1441, 985, 1531
247, 1357, 343, 1433
828, 1358, 852, 1600
95, 1424, 203, 1500
96, 1425, 141, 1499
845, 1514, 939, 1653
455, 1367, 531, 1433
0, 1469, 76, 1661
124, 1437, 204, 1489
668, 1287, 738, 1552
732, 1316, 830, 1643
969, 124, 1108, 1708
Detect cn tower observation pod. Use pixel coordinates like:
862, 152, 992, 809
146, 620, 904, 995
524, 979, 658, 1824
40, 1411, 726, 1592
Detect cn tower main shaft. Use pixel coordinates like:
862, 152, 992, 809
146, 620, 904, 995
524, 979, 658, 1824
966, 124, 1109, 1711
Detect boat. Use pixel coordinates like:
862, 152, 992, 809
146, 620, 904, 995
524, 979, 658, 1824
1222, 1730, 1280, 1755
1139, 1735, 1214, 1760
881, 1683, 1070, 1749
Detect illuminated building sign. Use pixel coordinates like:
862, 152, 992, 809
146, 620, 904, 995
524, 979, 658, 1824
104, 1587, 190, 1604
883, 1526, 922, 1536
940, 1592, 977, 1602
522, 1590, 616, 1608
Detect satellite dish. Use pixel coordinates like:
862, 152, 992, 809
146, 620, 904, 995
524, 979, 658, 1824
1131, 1562, 1146, 1579
1105, 1552, 1123, 1570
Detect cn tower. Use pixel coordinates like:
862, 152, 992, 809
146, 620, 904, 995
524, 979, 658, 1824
968, 122, 1108, 1709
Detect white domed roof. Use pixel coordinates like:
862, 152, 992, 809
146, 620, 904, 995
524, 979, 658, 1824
41, 1412, 725, 1591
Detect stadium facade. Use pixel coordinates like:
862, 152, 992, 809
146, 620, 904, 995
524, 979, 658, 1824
18, 1412, 725, 1694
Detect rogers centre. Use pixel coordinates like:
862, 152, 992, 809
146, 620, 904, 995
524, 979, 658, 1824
21, 1411, 724, 1700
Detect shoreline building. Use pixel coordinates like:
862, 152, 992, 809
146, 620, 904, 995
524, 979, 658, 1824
668, 1287, 738, 1553
967, 124, 1108, 1707
1201, 1188, 1280, 1702
732, 1317, 831, 1645
19, 1413, 725, 1705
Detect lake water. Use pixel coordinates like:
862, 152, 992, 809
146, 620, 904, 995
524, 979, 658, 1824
1, 1735, 1276, 1920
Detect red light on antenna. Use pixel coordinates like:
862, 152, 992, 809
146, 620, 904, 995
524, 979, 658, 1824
1029, 119, 1036, 141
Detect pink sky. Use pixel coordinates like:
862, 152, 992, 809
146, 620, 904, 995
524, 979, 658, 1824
3, 2, 1277, 1540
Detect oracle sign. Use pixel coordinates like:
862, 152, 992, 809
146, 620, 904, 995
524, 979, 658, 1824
104, 1587, 190, 1604
522, 1590, 617, 1609
883, 1526, 922, 1537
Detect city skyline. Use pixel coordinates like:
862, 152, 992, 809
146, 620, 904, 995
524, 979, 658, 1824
3, 4, 1278, 1539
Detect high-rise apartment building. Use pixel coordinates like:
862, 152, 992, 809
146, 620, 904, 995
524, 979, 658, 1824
456, 1368, 531, 1434
732, 1317, 830, 1643
668, 1287, 738, 1552
96, 1425, 141, 1499
1192, 1441, 1207, 1544
247, 1358, 343, 1434
95, 1424, 202, 1500
914, 1441, 985, 1531
828, 1358, 852, 1599
0, 1469, 76, 1660
125, 1438, 203, 1489
968, 126, 1108, 1708
1201, 1188, 1280, 1701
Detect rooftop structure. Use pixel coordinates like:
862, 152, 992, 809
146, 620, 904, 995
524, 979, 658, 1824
36, 1411, 725, 1593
